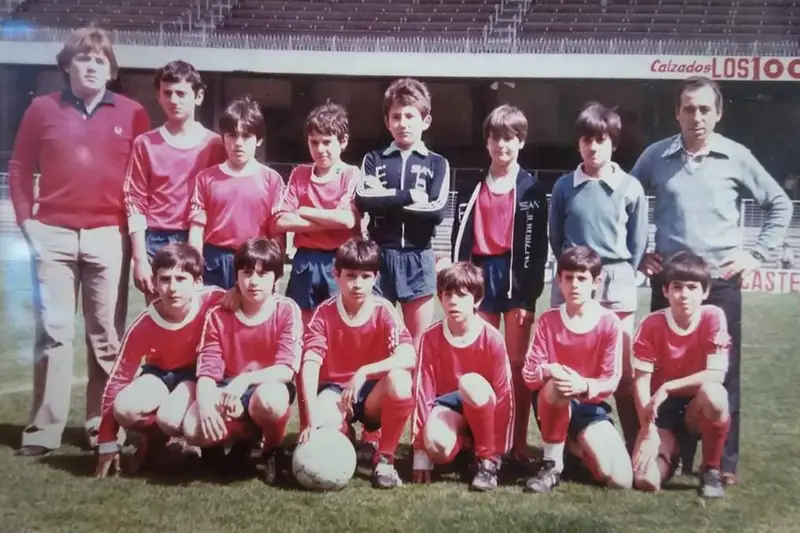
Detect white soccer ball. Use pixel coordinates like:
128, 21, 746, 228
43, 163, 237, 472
292, 428, 357, 491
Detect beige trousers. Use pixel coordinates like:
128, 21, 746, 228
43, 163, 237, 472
21, 220, 130, 449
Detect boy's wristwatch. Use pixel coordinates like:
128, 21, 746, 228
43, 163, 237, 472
750, 250, 766, 263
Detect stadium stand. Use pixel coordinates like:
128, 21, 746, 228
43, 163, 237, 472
215, 0, 497, 37
519, 0, 799, 41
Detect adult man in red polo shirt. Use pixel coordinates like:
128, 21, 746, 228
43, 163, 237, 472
9, 27, 150, 457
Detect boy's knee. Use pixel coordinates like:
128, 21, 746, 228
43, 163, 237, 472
634, 469, 662, 492
699, 382, 729, 419
155, 407, 184, 437
423, 423, 458, 463
251, 383, 289, 418
458, 373, 494, 407
605, 459, 633, 490
113, 396, 147, 428
385, 369, 413, 399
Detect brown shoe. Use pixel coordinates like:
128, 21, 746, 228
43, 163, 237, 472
721, 472, 738, 486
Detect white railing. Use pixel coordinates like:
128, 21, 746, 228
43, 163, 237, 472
1, 25, 797, 56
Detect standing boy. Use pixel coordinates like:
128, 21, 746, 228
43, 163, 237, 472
189, 97, 285, 289
411, 262, 514, 492
631, 251, 731, 498
355, 78, 450, 349
451, 104, 549, 462
522, 246, 632, 493
123, 60, 225, 302
298, 238, 416, 490
548, 102, 648, 453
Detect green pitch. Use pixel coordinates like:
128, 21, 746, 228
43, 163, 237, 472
0, 250, 799, 533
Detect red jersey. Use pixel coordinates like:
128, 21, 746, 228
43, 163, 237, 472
189, 162, 285, 249
412, 319, 514, 455
276, 163, 361, 251
97, 286, 224, 446
522, 304, 624, 403
9, 90, 150, 229
471, 177, 515, 256
123, 127, 225, 233
303, 296, 413, 386
196, 295, 303, 382
632, 305, 730, 395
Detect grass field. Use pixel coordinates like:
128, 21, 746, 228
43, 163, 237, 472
1, 242, 799, 533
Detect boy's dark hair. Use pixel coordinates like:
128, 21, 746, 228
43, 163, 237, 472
334, 238, 381, 273
154, 60, 206, 95
661, 251, 711, 291
56, 26, 118, 85
483, 104, 528, 143
305, 100, 349, 143
437, 261, 484, 302
556, 245, 603, 279
233, 238, 284, 280
675, 76, 723, 114
152, 243, 203, 281
575, 102, 622, 149
383, 78, 432, 118
218, 96, 265, 140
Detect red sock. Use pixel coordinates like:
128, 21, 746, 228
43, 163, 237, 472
513, 376, 532, 454
537, 395, 570, 444
362, 428, 381, 446
700, 417, 730, 470
225, 419, 253, 441
462, 400, 496, 460
261, 410, 290, 451
376, 396, 414, 462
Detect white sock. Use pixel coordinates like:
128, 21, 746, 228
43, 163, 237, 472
542, 442, 565, 473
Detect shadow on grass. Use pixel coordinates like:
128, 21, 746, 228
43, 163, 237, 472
0, 424, 89, 452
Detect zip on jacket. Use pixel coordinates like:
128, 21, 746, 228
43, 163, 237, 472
451, 166, 549, 312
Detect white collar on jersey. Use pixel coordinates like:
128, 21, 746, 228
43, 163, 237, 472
336, 295, 376, 328
310, 161, 345, 184
382, 140, 429, 157
157, 123, 211, 150
235, 297, 278, 327
146, 295, 202, 331
572, 162, 623, 190
443, 315, 485, 348
558, 301, 605, 334
665, 307, 702, 336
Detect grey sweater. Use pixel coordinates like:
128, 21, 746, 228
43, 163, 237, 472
630, 133, 792, 277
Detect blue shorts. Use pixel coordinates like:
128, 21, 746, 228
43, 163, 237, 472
140, 364, 196, 392
203, 243, 236, 290
218, 379, 297, 420
319, 379, 381, 431
532, 391, 614, 439
434, 390, 464, 414
377, 248, 436, 304
654, 395, 694, 437
145, 229, 189, 260
473, 252, 530, 313
286, 248, 338, 310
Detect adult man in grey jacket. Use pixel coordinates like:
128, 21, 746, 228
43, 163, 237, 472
630, 76, 792, 486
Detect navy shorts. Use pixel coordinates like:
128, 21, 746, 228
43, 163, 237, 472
286, 248, 338, 310
532, 391, 614, 439
218, 379, 297, 420
434, 390, 464, 414
377, 248, 436, 304
654, 395, 694, 437
145, 229, 189, 260
473, 252, 528, 313
203, 243, 236, 290
319, 379, 381, 431
140, 364, 196, 392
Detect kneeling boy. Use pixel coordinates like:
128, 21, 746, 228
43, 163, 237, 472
298, 237, 416, 489
522, 245, 632, 493
411, 262, 513, 492
183, 237, 302, 482
631, 251, 731, 499
95, 244, 224, 477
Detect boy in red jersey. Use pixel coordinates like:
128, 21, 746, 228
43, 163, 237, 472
274, 101, 360, 326
94, 244, 224, 477
451, 105, 549, 463
183, 238, 302, 482
298, 238, 416, 490
189, 97, 285, 290
522, 245, 632, 493
124, 60, 225, 302
411, 262, 513, 492
631, 251, 731, 499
